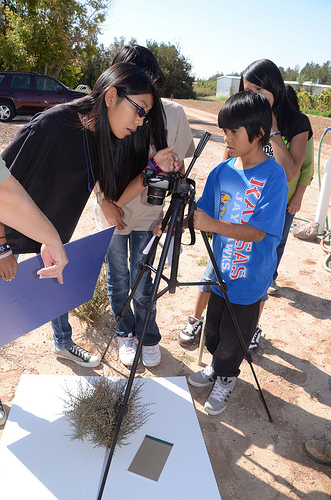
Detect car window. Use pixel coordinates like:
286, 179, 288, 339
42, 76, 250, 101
35, 76, 61, 92
10, 74, 31, 90
0, 75, 5, 88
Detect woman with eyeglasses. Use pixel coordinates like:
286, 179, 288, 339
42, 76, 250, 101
0, 62, 177, 369
94, 45, 195, 369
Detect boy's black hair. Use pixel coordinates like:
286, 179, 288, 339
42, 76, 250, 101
218, 90, 272, 147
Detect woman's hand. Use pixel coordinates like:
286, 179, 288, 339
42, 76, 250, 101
154, 146, 179, 173
101, 199, 127, 230
287, 184, 307, 215
116, 147, 179, 208
152, 218, 170, 237
38, 243, 69, 284
153, 219, 163, 237
0, 253, 18, 281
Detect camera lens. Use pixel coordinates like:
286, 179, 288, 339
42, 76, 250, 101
147, 186, 166, 205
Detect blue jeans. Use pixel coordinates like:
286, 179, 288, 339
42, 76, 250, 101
51, 313, 73, 350
261, 207, 295, 302
198, 259, 213, 293
273, 208, 295, 281
105, 231, 161, 346
14, 253, 72, 349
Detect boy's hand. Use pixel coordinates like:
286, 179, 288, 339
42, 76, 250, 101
194, 208, 215, 233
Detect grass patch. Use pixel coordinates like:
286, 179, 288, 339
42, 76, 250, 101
72, 264, 109, 324
198, 96, 226, 102
301, 108, 331, 118
196, 255, 208, 266
177, 350, 194, 363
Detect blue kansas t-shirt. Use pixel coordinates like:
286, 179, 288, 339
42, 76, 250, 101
197, 156, 288, 304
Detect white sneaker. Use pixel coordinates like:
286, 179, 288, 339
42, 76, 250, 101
142, 344, 161, 367
178, 315, 203, 346
118, 333, 137, 366
52, 343, 101, 368
268, 280, 278, 295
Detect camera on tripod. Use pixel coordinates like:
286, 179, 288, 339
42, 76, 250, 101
143, 169, 191, 205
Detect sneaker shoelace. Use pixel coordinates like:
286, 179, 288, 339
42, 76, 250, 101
69, 343, 91, 362
143, 345, 158, 356
183, 317, 200, 335
121, 336, 136, 352
251, 326, 262, 343
211, 379, 232, 402
202, 363, 214, 379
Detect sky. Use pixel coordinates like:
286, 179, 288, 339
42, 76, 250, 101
99, 0, 331, 79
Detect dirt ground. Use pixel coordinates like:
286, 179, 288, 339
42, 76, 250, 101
0, 101, 331, 500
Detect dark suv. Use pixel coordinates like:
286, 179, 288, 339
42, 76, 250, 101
0, 71, 86, 122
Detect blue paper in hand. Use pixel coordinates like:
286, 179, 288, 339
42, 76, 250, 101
0, 227, 114, 348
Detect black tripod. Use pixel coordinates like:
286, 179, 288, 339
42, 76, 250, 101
97, 132, 272, 499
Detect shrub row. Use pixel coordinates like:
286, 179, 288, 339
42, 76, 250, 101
297, 89, 331, 113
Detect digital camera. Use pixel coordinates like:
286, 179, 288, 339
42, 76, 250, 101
143, 168, 191, 205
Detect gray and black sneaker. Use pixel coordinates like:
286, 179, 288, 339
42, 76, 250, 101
204, 376, 237, 415
52, 343, 100, 368
0, 398, 7, 425
249, 325, 262, 352
178, 315, 203, 346
188, 362, 215, 388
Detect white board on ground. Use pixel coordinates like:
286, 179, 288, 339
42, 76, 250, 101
0, 375, 221, 499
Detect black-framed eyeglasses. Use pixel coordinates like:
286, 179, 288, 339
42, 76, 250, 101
119, 92, 147, 120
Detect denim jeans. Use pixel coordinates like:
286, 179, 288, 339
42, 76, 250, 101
105, 231, 161, 346
51, 313, 74, 350
273, 208, 295, 281
198, 258, 213, 293
14, 253, 72, 349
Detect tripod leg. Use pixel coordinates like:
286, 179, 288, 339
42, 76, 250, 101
200, 230, 273, 422
169, 199, 186, 293
101, 196, 179, 362
97, 196, 185, 500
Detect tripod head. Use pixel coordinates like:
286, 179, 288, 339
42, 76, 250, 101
143, 131, 211, 205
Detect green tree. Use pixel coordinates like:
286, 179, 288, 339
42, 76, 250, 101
147, 40, 195, 99
300, 61, 318, 83
279, 65, 300, 82
80, 36, 137, 87
0, 0, 111, 87
194, 73, 223, 97
316, 61, 331, 84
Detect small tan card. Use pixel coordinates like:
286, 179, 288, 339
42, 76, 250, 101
128, 434, 173, 482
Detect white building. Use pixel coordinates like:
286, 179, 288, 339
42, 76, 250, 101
216, 76, 240, 97
216, 75, 331, 97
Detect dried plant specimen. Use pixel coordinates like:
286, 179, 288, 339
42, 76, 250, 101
62, 377, 153, 449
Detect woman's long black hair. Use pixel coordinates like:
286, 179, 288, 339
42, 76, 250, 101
67, 62, 167, 200
239, 59, 293, 135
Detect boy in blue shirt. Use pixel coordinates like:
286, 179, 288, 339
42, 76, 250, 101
189, 91, 288, 415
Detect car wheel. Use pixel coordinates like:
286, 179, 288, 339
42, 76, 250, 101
0, 102, 15, 122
